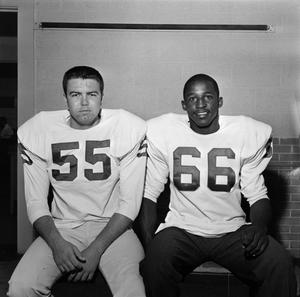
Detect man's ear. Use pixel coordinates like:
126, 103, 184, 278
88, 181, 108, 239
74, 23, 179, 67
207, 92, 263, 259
218, 97, 223, 108
181, 100, 187, 111
64, 93, 70, 110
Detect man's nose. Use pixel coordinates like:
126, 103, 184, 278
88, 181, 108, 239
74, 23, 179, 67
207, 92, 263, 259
81, 94, 88, 105
196, 97, 206, 107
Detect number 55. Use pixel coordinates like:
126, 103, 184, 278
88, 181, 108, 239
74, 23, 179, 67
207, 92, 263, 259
51, 140, 111, 181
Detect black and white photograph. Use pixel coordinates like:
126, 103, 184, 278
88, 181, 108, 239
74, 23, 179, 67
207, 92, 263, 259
0, 1, 299, 296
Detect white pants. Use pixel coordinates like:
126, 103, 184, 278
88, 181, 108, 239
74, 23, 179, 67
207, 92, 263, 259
7, 221, 146, 297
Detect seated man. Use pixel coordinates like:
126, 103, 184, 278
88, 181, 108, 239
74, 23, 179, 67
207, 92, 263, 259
139, 74, 296, 297
8, 66, 147, 297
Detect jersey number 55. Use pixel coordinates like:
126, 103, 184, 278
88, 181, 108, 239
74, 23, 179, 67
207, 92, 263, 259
51, 140, 111, 181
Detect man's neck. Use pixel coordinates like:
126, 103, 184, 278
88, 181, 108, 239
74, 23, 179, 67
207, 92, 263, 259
189, 119, 220, 135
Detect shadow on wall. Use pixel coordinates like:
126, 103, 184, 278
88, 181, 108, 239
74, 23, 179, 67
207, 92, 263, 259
263, 169, 289, 241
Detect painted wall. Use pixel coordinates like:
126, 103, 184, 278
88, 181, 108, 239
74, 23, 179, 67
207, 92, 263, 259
34, 0, 300, 137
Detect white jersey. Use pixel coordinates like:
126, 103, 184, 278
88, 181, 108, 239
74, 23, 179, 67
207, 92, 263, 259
18, 109, 147, 228
144, 113, 272, 237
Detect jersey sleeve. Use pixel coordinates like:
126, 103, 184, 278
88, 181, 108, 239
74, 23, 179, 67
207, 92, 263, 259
113, 110, 147, 220
18, 112, 51, 224
110, 110, 147, 158
143, 139, 169, 203
17, 112, 47, 160
240, 118, 273, 206
18, 143, 51, 224
116, 138, 147, 220
143, 117, 170, 203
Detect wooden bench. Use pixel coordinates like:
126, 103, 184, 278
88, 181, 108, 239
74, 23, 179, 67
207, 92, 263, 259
51, 261, 250, 297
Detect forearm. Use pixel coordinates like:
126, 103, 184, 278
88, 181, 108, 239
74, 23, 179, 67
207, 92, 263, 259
136, 198, 158, 249
250, 198, 272, 232
33, 215, 65, 250
89, 213, 133, 255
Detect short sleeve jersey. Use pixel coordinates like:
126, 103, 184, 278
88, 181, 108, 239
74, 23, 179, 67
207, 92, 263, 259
18, 109, 147, 228
144, 114, 272, 237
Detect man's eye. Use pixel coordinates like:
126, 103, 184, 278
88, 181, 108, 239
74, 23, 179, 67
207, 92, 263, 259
205, 95, 213, 100
188, 97, 196, 102
71, 93, 79, 97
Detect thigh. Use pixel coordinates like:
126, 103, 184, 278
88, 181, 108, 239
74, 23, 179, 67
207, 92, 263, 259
9, 227, 88, 291
9, 237, 61, 291
99, 229, 146, 297
210, 227, 292, 284
143, 227, 206, 277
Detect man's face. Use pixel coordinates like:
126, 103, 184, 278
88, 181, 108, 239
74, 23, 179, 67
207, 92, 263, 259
182, 80, 223, 134
65, 78, 102, 129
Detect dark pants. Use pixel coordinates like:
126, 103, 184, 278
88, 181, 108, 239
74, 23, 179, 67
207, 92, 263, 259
140, 227, 297, 297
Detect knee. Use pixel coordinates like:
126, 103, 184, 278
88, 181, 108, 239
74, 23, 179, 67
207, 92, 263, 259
7, 279, 47, 297
269, 246, 293, 270
7, 280, 32, 297
114, 261, 141, 282
141, 231, 184, 278
261, 241, 294, 276
273, 251, 294, 276
141, 249, 180, 287
141, 248, 171, 277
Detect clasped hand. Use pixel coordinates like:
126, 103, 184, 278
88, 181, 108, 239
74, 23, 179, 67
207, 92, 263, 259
52, 238, 86, 274
52, 239, 101, 282
241, 224, 269, 258
67, 245, 102, 282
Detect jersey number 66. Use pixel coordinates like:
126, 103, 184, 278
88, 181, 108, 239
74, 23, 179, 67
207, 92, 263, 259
173, 147, 236, 192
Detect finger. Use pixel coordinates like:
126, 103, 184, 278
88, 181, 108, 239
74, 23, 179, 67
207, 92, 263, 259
261, 237, 269, 252
64, 260, 76, 272
244, 233, 259, 253
241, 230, 253, 247
252, 236, 266, 254
253, 237, 269, 256
73, 272, 83, 282
73, 247, 86, 263
58, 265, 65, 274
69, 254, 83, 271
81, 272, 89, 282
62, 264, 72, 273
87, 273, 93, 282
241, 231, 247, 247
245, 241, 259, 254
67, 248, 83, 269
67, 272, 76, 282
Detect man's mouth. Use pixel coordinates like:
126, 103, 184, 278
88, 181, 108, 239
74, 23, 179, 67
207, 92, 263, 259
195, 111, 209, 117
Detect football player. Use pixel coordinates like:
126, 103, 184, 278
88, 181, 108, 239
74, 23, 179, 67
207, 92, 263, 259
8, 66, 147, 297
138, 74, 296, 297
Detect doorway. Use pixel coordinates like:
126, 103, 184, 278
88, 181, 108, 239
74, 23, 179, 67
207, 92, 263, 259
0, 10, 17, 260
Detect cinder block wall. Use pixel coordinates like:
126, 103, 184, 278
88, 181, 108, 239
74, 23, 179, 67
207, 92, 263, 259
266, 137, 300, 258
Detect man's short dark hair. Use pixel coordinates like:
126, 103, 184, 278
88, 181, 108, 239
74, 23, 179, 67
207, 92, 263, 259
63, 66, 104, 95
183, 74, 219, 98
